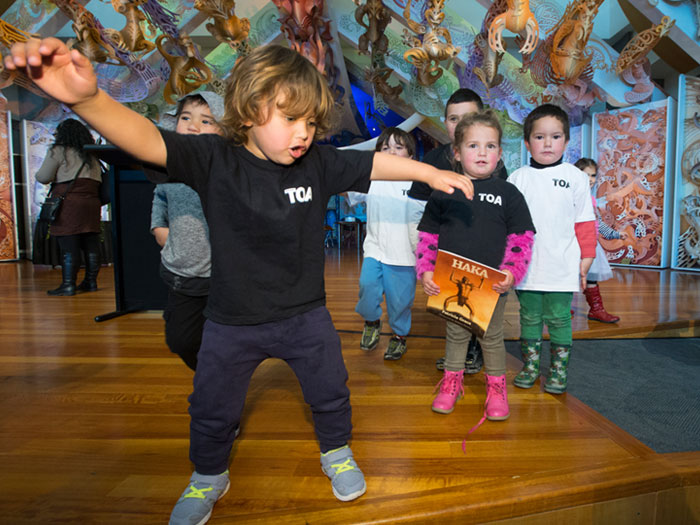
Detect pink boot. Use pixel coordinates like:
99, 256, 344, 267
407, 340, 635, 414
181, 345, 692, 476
465, 373, 510, 440
484, 374, 510, 421
432, 370, 464, 414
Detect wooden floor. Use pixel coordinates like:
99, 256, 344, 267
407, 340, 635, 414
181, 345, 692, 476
1, 253, 699, 524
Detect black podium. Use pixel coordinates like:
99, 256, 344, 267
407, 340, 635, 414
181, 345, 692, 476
86, 145, 168, 321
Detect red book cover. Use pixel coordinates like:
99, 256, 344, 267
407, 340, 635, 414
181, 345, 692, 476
426, 250, 506, 337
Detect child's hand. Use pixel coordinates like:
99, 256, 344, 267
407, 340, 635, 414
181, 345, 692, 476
421, 271, 440, 295
4, 38, 98, 106
152, 227, 169, 248
579, 257, 594, 291
430, 170, 474, 200
493, 270, 514, 293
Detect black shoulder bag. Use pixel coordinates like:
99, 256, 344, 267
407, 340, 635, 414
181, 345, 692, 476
38, 161, 87, 223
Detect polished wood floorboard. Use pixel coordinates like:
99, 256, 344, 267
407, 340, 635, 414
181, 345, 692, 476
1, 255, 699, 524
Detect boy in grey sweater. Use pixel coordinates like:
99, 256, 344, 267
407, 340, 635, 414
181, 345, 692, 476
150, 91, 224, 370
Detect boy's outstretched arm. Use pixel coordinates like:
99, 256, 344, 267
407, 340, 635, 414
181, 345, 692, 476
371, 152, 473, 199
4, 38, 166, 167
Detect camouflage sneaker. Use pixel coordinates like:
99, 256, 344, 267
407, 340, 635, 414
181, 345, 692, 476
169, 470, 230, 525
383, 335, 407, 360
321, 445, 366, 501
360, 321, 381, 351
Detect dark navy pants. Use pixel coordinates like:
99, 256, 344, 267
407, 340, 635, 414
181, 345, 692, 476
189, 306, 352, 474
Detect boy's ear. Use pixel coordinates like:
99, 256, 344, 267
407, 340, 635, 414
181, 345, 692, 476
523, 140, 532, 153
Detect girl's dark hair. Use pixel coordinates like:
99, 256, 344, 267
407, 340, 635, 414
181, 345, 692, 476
574, 157, 597, 174
52, 118, 96, 165
374, 127, 416, 157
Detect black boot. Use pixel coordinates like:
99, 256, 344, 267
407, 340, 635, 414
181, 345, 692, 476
47, 252, 77, 296
76, 251, 100, 292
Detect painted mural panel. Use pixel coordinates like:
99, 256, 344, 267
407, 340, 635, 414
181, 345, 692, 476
563, 125, 583, 165
0, 112, 18, 261
673, 76, 700, 270
21, 119, 54, 259
592, 100, 669, 267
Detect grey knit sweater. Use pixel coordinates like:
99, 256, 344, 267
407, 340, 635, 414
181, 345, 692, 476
150, 183, 211, 278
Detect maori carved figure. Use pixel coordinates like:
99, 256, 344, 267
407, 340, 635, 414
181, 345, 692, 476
156, 34, 213, 104
616, 16, 674, 104
353, 0, 391, 56
53, 0, 119, 64
488, 0, 539, 55
193, 0, 251, 51
648, 0, 700, 38
0, 21, 40, 94
473, 0, 507, 92
402, 0, 460, 87
548, 0, 604, 84
354, 0, 401, 104
0, 61, 48, 99
102, 0, 155, 59
473, 33, 504, 91
0, 20, 38, 49
272, 0, 334, 76
616, 16, 674, 74
555, 80, 601, 108
621, 58, 654, 104
365, 65, 402, 100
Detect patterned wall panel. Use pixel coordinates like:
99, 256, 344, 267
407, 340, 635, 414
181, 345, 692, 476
0, 112, 19, 261
20, 119, 54, 260
673, 75, 700, 270
592, 99, 674, 267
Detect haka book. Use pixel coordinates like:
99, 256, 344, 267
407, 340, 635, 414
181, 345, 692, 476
426, 249, 506, 337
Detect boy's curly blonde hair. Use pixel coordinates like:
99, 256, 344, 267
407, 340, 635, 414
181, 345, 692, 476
219, 45, 336, 144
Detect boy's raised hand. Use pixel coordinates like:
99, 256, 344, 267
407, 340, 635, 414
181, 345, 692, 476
4, 38, 97, 106
431, 170, 474, 200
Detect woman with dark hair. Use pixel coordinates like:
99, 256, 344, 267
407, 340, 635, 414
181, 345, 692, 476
36, 118, 103, 296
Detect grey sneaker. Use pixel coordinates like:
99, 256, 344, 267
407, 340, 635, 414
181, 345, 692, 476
360, 321, 381, 351
465, 336, 484, 374
169, 471, 230, 525
320, 445, 366, 501
383, 335, 407, 360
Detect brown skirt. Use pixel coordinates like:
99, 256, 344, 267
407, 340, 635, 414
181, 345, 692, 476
49, 178, 102, 237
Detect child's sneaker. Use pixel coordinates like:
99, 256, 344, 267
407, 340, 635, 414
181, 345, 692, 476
383, 335, 407, 360
360, 320, 381, 351
320, 445, 366, 501
169, 471, 230, 525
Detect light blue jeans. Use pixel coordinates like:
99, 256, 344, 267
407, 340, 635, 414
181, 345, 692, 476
355, 257, 416, 336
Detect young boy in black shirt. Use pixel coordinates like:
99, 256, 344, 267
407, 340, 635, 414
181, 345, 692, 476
6, 38, 474, 525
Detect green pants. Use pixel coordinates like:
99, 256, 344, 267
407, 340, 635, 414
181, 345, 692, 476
516, 290, 573, 346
